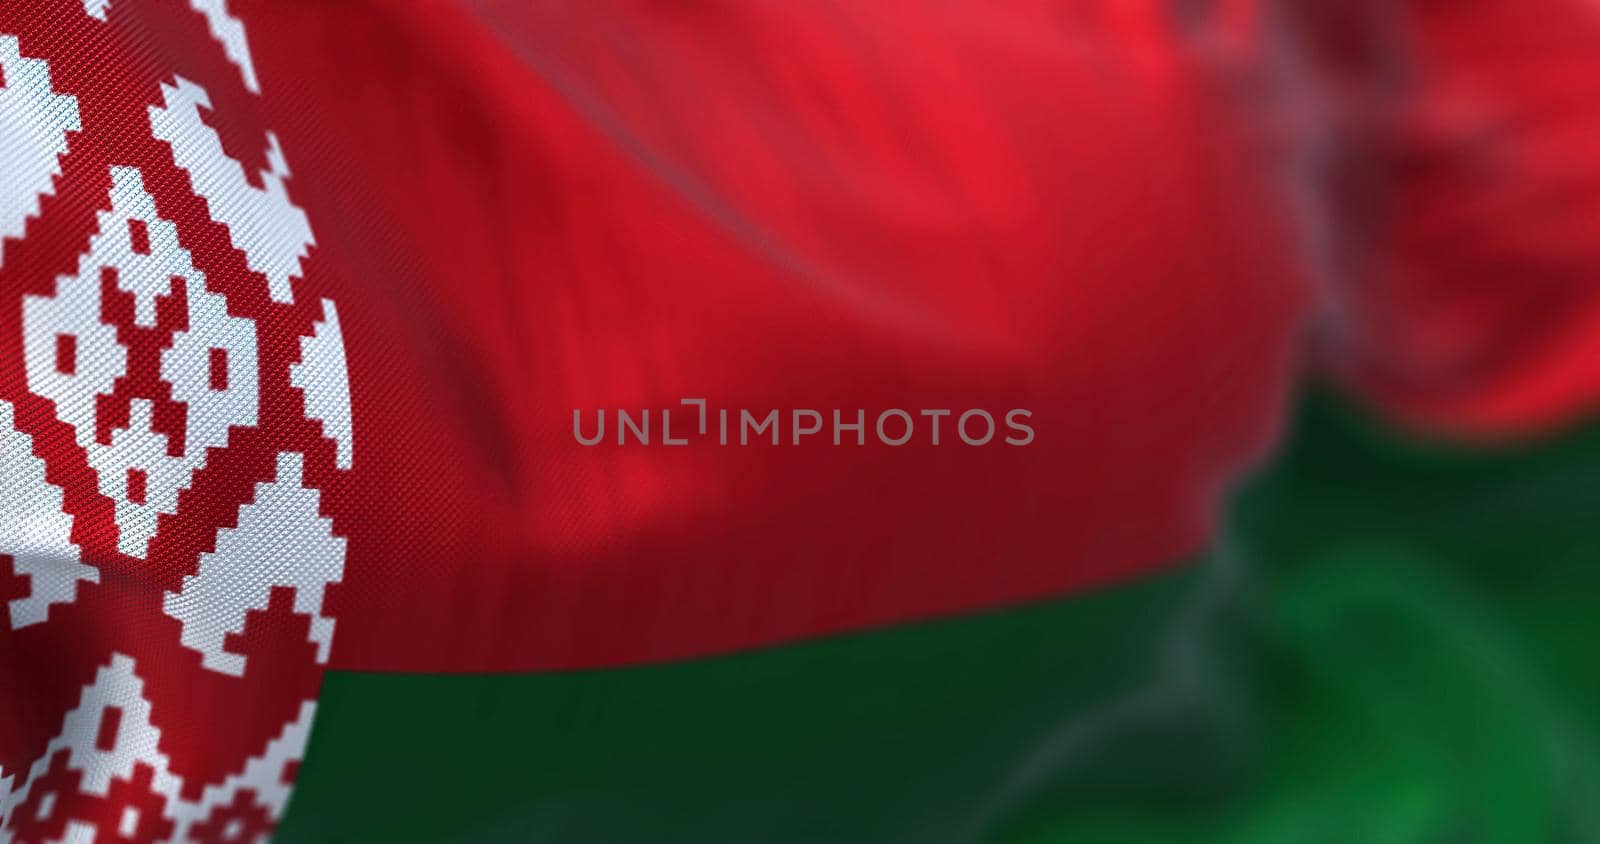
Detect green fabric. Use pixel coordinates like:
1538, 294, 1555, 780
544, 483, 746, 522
279, 393, 1600, 842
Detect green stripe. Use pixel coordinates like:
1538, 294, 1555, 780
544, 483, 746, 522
279, 393, 1600, 842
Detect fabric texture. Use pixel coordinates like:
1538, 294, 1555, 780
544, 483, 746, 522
0, 1, 351, 840
2, 1, 1598, 841
280, 392, 1600, 842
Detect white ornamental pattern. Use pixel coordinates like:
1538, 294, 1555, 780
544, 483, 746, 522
164, 452, 346, 678
23, 166, 262, 559
149, 78, 313, 304
0, 34, 80, 267
0, 401, 92, 631
291, 300, 353, 471
82, 0, 258, 94
0, 653, 318, 841
1, 3, 356, 841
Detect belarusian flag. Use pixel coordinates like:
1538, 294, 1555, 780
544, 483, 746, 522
0, 1, 1596, 842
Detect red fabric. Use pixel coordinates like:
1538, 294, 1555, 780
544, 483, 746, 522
9, 3, 1600, 837
1309, 0, 1600, 437
51, 2, 1600, 837
0, 12, 1308, 830
231, 1, 1309, 672
0, 0, 344, 836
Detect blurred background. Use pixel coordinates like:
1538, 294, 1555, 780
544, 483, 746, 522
276, 1, 1600, 840
3, 0, 1596, 840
